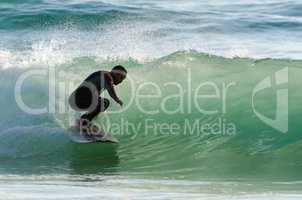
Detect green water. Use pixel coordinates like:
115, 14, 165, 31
1, 51, 301, 183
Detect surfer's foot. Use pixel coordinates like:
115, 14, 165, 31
76, 119, 101, 137
75, 118, 90, 130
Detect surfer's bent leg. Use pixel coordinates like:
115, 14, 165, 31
81, 97, 110, 122
69, 87, 93, 111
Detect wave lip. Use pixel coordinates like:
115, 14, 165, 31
2, 1, 302, 60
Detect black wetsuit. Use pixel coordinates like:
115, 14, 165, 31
69, 71, 111, 121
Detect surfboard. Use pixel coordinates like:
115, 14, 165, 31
68, 125, 119, 144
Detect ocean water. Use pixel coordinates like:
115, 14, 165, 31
1, 0, 302, 199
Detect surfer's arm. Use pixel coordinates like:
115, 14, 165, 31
106, 75, 123, 106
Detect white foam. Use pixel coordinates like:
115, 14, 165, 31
1, 176, 302, 200
1, 3, 302, 70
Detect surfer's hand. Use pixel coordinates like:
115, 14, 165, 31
117, 99, 123, 107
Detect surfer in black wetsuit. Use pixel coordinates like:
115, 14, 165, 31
69, 65, 127, 126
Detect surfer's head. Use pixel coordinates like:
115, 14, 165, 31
111, 65, 127, 85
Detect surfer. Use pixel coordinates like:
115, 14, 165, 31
69, 65, 127, 127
